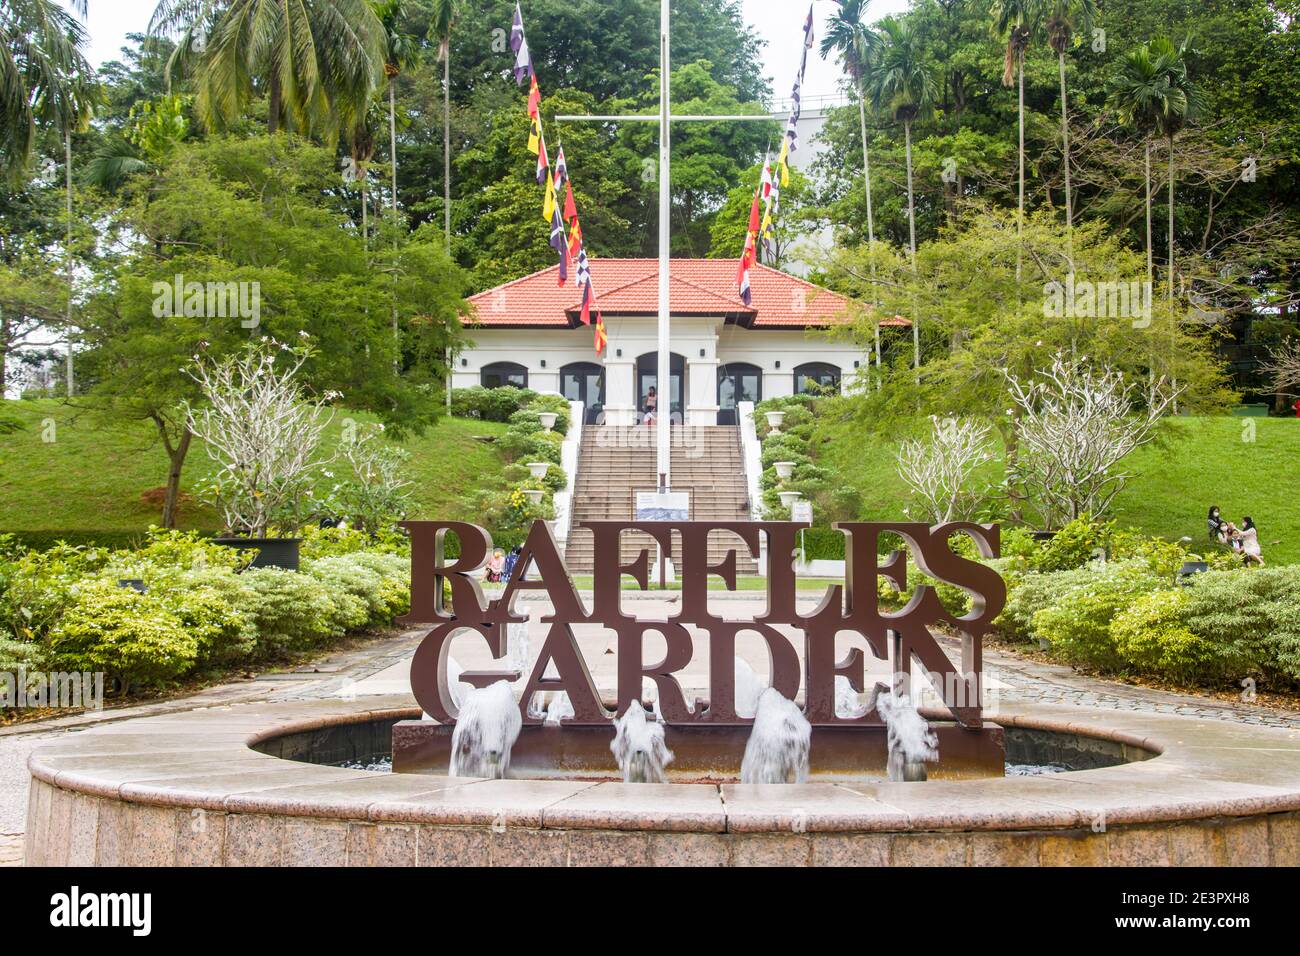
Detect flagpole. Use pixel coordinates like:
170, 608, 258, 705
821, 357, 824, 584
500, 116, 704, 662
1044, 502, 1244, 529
656, 0, 671, 491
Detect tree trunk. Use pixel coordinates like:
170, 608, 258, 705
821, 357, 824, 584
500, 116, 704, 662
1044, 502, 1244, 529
858, 90, 880, 390
269, 74, 282, 135
1016, 50, 1025, 283
1058, 49, 1073, 265
390, 83, 399, 212
1169, 134, 1178, 412
443, 48, 452, 253
65, 130, 74, 398
1144, 140, 1153, 285
151, 414, 193, 530
905, 119, 919, 370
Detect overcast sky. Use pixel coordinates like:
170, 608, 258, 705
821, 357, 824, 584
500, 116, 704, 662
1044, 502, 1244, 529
66, 0, 909, 100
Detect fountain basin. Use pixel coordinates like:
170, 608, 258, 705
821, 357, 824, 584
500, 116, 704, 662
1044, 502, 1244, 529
23, 695, 1300, 867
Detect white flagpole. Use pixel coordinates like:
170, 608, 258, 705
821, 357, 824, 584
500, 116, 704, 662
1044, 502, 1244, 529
656, 0, 671, 490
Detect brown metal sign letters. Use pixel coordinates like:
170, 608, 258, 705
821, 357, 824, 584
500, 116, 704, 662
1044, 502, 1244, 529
399, 520, 1006, 729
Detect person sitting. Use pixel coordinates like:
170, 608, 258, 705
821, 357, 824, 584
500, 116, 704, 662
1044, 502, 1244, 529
1239, 517, 1265, 567
485, 548, 505, 583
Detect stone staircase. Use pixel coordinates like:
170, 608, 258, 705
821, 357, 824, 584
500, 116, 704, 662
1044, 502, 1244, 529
563, 425, 758, 575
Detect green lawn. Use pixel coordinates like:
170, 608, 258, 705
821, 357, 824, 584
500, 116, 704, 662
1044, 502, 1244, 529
0, 399, 507, 535
824, 415, 1300, 566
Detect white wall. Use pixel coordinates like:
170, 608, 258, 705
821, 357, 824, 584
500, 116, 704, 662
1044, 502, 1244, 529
456, 319, 869, 419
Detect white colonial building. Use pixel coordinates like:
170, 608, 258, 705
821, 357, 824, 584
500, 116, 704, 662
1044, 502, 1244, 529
458, 259, 879, 425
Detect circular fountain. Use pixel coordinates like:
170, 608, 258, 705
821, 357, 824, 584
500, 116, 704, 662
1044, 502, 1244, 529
23, 518, 1300, 867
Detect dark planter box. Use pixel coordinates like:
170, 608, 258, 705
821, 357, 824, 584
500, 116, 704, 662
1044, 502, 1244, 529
214, 537, 302, 571
1031, 531, 1058, 542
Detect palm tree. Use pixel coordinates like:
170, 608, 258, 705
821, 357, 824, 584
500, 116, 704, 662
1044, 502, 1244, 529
150, 0, 386, 142
0, 0, 96, 178
991, 0, 1042, 279
429, 0, 459, 253
1148, 37, 1201, 309
865, 16, 935, 369
821, 0, 881, 381
821, 0, 880, 255
1108, 40, 1191, 293
1044, 0, 1095, 260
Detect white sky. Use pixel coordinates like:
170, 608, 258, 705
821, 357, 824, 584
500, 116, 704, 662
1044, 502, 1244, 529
67, 0, 909, 100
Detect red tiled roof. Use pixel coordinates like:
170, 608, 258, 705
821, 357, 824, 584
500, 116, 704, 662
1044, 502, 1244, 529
466, 259, 857, 329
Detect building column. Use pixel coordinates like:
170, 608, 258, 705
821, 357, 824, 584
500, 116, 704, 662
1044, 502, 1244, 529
602, 357, 637, 425
687, 356, 720, 426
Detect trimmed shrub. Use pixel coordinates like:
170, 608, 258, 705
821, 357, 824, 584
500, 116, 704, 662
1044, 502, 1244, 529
1029, 516, 1112, 572
48, 582, 199, 686
163, 580, 257, 669
1030, 562, 1165, 671
238, 567, 344, 656
450, 385, 537, 422
1109, 588, 1252, 683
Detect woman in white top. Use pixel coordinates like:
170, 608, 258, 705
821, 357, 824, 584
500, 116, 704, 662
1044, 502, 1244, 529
1239, 517, 1264, 567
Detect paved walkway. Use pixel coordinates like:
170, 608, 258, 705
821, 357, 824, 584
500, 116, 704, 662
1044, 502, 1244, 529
6, 592, 1299, 864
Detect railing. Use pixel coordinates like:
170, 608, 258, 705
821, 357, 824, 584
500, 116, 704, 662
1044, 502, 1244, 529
553, 401, 584, 547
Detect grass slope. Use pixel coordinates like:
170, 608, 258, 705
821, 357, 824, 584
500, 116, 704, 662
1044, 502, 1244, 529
0, 399, 507, 534
824, 416, 1300, 566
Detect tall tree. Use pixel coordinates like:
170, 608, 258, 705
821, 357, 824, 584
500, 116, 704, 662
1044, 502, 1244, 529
1107, 41, 1167, 289
150, 0, 386, 141
821, 0, 880, 257
0, 0, 96, 178
991, 0, 1041, 279
865, 16, 935, 369
428, 0, 459, 252
1043, 0, 1095, 260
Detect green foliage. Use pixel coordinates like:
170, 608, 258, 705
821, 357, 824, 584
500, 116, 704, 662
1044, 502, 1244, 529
1029, 516, 1112, 572
450, 385, 537, 422
1109, 588, 1238, 683
48, 582, 199, 687
1030, 562, 1166, 670
236, 567, 347, 656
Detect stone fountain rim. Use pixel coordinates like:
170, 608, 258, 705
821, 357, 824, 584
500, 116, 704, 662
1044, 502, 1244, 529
26, 694, 1300, 835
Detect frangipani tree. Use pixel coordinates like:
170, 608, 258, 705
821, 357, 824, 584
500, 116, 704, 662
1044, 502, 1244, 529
185, 339, 337, 538
1003, 354, 1182, 530
897, 416, 997, 523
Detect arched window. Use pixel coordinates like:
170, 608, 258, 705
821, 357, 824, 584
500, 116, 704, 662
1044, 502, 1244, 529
480, 362, 528, 389
561, 362, 605, 424
717, 363, 762, 425
794, 362, 841, 396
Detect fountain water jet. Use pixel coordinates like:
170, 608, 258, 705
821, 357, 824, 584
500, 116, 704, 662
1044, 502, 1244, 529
734, 658, 766, 719
449, 681, 522, 779
876, 688, 938, 782
610, 701, 674, 783
740, 688, 811, 784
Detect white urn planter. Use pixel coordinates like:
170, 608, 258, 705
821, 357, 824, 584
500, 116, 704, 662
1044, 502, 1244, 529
538, 412, 558, 432
523, 489, 545, 505
765, 410, 786, 433
773, 461, 796, 481
777, 491, 802, 509
526, 461, 550, 481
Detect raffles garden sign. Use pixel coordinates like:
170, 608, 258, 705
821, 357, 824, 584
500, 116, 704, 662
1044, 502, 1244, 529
399, 520, 1007, 729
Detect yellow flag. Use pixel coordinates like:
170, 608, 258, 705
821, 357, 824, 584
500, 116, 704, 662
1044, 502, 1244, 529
528, 116, 541, 154
777, 139, 791, 187
544, 176, 556, 222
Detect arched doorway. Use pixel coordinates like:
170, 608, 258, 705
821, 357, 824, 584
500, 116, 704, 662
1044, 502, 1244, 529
717, 362, 762, 425
561, 362, 605, 424
794, 361, 841, 395
636, 352, 684, 420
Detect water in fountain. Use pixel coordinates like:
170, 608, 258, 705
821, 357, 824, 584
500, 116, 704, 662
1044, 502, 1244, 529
505, 620, 530, 672
740, 687, 811, 784
734, 658, 766, 719
448, 680, 523, 779
610, 700, 674, 783
876, 690, 938, 782
835, 676, 866, 718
